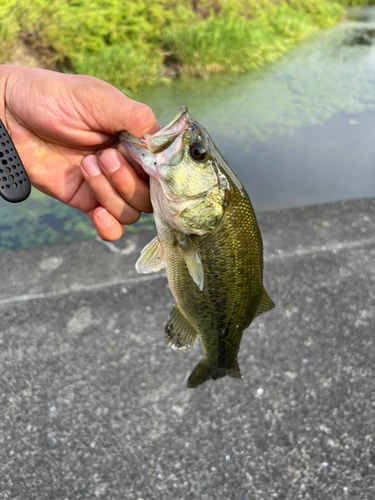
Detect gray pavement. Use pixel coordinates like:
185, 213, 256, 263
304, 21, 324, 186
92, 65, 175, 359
0, 198, 374, 500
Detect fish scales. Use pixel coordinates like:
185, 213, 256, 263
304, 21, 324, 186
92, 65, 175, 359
161, 192, 262, 348
119, 106, 274, 388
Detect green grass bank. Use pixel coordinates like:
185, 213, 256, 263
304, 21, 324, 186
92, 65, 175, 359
0, 0, 372, 92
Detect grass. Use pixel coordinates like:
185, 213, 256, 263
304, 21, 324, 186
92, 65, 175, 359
0, 0, 348, 92
163, 2, 343, 78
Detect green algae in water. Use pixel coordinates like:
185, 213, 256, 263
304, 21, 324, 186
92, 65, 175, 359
0, 189, 155, 251
134, 20, 375, 150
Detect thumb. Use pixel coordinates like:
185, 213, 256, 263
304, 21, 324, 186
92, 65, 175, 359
120, 98, 160, 138
81, 79, 160, 139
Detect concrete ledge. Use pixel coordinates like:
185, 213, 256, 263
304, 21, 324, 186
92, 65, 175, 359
0, 198, 374, 499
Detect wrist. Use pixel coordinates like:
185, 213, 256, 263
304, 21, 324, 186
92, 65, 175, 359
0, 65, 25, 132
0, 65, 11, 126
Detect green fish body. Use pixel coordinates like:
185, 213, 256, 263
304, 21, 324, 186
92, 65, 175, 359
119, 107, 274, 388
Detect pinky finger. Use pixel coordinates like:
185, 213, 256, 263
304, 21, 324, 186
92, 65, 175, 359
86, 206, 125, 241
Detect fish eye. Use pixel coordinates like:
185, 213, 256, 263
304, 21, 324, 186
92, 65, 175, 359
189, 143, 207, 162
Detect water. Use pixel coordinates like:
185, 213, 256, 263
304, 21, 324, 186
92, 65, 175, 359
1, 8, 375, 250
136, 10, 375, 212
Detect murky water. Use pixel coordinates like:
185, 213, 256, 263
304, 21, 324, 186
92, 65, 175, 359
1, 8, 375, 250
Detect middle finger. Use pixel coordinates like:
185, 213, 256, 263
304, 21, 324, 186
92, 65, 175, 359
98, 149, 152, 213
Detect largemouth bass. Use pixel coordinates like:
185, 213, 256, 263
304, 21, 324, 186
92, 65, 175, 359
119, 107, 274, 388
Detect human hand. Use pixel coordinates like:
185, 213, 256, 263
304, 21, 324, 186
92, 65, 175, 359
0, 65, 159, 240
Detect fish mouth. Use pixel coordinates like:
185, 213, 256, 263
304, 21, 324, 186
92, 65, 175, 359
145, 106, 190, 153
118, 106, 190, 177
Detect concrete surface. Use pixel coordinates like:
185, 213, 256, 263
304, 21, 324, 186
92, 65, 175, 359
0, 198, 374, 500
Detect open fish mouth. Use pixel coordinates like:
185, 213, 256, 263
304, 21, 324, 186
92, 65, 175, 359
118, 106, 190, 177
119, 106, 189, 153
145, 106, 190, 153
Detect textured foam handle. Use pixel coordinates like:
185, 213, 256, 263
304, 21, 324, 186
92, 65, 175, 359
0, 119, 31, 203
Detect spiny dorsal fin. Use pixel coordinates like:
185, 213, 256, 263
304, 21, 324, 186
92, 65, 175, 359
176, 234, 204, 290
254, 289, 275, 319
135, 236, 165, 274
165, 305, 197, 351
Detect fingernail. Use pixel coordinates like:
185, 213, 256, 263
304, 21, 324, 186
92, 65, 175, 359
82, 156, 101, 177
96, 208, 113, 227
99, 151, 121, 173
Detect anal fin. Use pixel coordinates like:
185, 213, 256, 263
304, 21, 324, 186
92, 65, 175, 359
254, 289, 275, 319
165, 305, 197, 351
135, 236, 165, 274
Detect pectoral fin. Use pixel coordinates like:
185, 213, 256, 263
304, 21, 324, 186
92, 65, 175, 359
165, 305, 197, 351
176, 235, 204, 291
254, 289, 275, 318
135, 236, 165, 274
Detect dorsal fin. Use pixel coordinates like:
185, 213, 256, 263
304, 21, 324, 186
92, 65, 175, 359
165, 305, 197, 351
254, 289, 275, 319
135, 236, 165, 274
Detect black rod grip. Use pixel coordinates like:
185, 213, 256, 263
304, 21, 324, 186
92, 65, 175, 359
0, 119, 31, 203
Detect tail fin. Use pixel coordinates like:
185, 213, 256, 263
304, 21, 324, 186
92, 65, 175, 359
228, 362, 242, 379
187, 358, 242, 388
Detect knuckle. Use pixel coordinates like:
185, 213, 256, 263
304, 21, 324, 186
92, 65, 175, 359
133, 102, 157, 135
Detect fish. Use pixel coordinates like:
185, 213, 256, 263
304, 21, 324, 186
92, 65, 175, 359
119, 106, 274, 388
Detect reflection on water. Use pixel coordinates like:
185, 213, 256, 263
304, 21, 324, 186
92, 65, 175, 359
231, 110, 375, 212
1, 9, 375, 250
344, 28, 375, 46
347, 6, 375, 23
